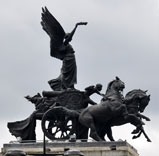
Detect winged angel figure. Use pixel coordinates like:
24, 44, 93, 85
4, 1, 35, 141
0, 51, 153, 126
41, 7, 87, 91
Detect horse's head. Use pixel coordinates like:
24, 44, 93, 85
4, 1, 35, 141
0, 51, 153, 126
106, 76, 125, 93
105, 77, 125, 102
138, 91, 150, 112
125, 89, 150, 113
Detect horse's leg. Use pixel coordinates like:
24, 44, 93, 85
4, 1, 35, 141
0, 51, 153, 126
141, 129, 152, 142
132, 128, 151, 142
131, 127, 140, 134
96, 124, 106, 141
123, 113, 145, 134
106, 126, 115, 141
99, 125, 115, 141
137, 113, 151, 121
89, 120, 103, 141
121, 105, 145, 128
76, 122, 88, 141
132, 131, 142, 139
79, 113, 102, 141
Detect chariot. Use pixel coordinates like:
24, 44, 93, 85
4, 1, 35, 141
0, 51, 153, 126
41, 90, 86, 140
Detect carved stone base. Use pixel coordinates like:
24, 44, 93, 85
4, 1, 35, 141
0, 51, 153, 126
1, 141, 139, 156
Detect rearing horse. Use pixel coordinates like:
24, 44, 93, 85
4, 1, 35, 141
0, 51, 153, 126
98, 89, 151, 142
79, 77, 145, 141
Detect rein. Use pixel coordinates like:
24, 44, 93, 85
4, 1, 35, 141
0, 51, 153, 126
126, 105, 138, 109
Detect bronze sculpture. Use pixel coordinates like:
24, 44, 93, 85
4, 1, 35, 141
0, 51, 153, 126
7, 7, 151, 142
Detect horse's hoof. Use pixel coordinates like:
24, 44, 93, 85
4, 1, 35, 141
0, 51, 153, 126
131, 129, 140, 134
146, 119, 150, 121
132, 136, 138, 139
90, 133, 103, 142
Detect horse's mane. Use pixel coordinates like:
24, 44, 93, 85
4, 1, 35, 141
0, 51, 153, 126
105, 80, 115, 94
125, 89, 146, 100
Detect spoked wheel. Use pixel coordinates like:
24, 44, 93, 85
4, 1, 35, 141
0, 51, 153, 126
41, 107, 75, 140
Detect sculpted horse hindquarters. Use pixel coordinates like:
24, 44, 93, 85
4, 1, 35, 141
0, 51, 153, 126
79, 77, 148, 141
79, 100, 126, 141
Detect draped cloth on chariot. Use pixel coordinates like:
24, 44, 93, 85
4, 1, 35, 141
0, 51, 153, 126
7, 112, 36, 141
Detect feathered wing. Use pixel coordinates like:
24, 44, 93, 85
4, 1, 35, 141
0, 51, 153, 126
41, 7, 66, 59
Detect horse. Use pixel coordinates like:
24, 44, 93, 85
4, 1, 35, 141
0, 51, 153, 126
125, 89, 151, 141
97, 89, 151, 142
79, 77, 146, 141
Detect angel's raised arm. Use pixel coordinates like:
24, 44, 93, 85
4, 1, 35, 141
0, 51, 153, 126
64, 22, 88, 45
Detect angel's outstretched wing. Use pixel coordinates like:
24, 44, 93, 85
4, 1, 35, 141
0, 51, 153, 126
41, 7, 65, 59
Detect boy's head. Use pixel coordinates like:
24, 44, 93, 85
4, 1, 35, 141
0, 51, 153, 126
96, 83, 102, 91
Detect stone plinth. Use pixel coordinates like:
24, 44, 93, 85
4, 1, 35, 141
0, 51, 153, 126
1, 141, 139, 156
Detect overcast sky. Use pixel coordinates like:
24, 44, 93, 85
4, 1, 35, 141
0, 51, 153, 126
0, 1, 159, 156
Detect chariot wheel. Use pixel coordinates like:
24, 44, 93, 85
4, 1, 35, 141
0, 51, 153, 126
41, 107, 76, 140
